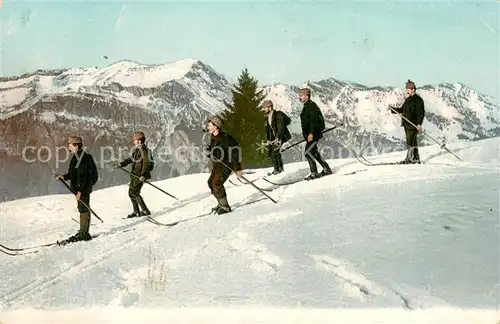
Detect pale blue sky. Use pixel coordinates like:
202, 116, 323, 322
1, 0, 499, 98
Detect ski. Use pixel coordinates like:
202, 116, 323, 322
0, 228, 135, 257
236, 177, 274, 191
342, 169, 368, 175
363, 161, 401, 166
232, 177, 263, 188
257, 166, 367, 188
262, 177, 304, 186
146, 211, 214, 227
0, 241, 58, 252
121, 214, 144, 220
0, 248, 40, 256
354, 152, 405, 166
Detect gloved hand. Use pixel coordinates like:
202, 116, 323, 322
139, 176, 145, 182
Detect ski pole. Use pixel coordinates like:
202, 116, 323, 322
279, 124, 343, 153
116, 166, 179, 201
217, 160, 278, 204
58, 179, 104, 223
388, 106, 462, 161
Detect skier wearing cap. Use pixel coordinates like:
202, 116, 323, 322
204, 115, 244, 214
388, 79, 425, 164
298, 87, 332, 180
55, 135, 97, 243
114, 131, 153, 218
261, 99, 292, 175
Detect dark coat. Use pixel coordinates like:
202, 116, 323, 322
206, 131, 243, 172
265, 110, 292, 143
391, 94, 425, 130
119, 144, 152, 180
62, 149, 95, 193
300, 99, 324, 141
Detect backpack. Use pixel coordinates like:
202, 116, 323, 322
280, 111, 292, 126
317, 109, 326, 131
146, 148, 154, 172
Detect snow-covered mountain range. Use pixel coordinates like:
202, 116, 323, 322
1, 58, 499, 202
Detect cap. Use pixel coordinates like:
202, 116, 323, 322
68, 136, 82, 145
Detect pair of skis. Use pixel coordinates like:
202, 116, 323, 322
145, 197, 269, 227
0, 229, 135, 256
0, 195, 273, 256
143, 167, 358, 227
143, 172, 312, 227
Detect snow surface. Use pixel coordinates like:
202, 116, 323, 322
0, 87, 30, 109
1, 138, 499, 323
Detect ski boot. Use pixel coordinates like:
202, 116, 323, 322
305, 172, 320, 181
319, 168, 333, 177
57, 231, 92, 246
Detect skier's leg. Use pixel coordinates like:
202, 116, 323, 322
207, 168, 219, 211
212, 166, 232, 214
276, 150, 284, 172
74, 191, 92, 241
309, 141, 332, 175
133, 181, 150, 215
268, 145, 282, 175
128, 179, 141, 216
304, 141, 318, 178
399, 129, 413, 164
407, 129, 420, 163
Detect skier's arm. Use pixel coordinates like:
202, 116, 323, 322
312, 103, 324, 133
303, 105, 313, 134
62, 161, 72, 180
276, 112, 285, 139
119, 156, 133, 167
415, 97, 425, 126
389, 105, 403, 114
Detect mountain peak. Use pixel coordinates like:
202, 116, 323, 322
59, 58, 202, 89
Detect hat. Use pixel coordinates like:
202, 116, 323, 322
262, 100, 273, 108
132, 131, 145, 140
67, 136, 82, 145
299, 88, 311, 96
406, 79, 416, 90
208, 116, 222, 129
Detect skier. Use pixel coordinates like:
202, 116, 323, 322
388, 79, 425, 164
114, 131, 152, 218
204, 115, 244, 214
261, 99, 292, 175
298, 87, 332, 180
55, 136, 97, 243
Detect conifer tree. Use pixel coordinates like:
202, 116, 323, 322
219, 68, 268, 168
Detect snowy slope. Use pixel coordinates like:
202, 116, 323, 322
1, 137, 499, 323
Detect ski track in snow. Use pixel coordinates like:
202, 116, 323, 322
0, 138, 499, 317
